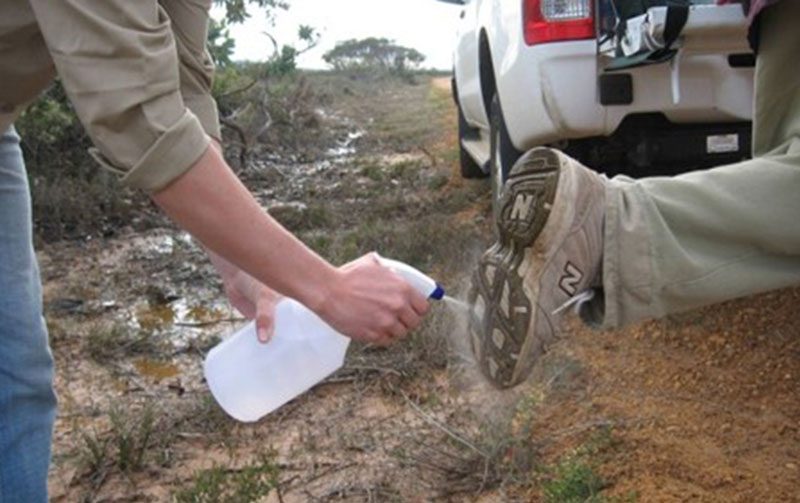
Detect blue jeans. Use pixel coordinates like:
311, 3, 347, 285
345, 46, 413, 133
0, 126, 56, 503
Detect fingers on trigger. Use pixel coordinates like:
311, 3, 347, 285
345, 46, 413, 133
389, 322, 407, 340
411, 294, 430, 316
399, 307, 421, 331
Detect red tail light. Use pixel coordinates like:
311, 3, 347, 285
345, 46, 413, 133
523, 0, 595, 46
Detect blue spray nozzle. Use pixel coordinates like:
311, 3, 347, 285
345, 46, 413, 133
430, 284, 445, 300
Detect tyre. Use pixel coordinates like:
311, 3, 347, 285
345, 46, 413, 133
490, 93, 523, 223
458, 103, 487, 179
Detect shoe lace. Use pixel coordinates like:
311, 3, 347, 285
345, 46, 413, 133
552, 290, 595, 316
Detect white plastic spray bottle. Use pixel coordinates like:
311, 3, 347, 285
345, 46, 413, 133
203, 255, 444, 422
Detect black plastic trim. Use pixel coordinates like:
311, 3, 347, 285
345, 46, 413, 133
599, 73, 633, 106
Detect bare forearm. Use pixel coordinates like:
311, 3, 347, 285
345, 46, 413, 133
202, 142, 245, 282
151, 145, 337, 311
206, 247, 235, 276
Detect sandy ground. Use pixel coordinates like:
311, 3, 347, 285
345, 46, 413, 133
39, 74, 800, 502
523, 289, 800, 502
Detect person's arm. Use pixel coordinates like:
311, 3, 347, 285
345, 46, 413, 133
23, 0, 427, 343
206, 248, 282, 343
202, 141, 283, 343
152, 145, 429, 344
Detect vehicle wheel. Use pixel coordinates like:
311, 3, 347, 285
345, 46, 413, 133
458, 103, 487, 179
490, 94, 523, 224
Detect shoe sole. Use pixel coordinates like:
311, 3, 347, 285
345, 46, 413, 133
468, 148, 561, 389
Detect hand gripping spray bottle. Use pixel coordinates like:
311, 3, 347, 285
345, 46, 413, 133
203, 256, 444, 422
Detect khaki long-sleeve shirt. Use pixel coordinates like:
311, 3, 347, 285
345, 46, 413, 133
0, 0, 221, 192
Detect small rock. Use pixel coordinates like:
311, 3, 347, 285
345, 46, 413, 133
787, 463, 797, 470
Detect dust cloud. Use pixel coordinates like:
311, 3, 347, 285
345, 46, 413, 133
439, 269, 531, 433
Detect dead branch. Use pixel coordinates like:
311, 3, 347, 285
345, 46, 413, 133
174, 316, 244, 328
220, 117, 249, 167
341, 365, 403, 377
218, 79, 257, 99
401, 391, 487, 457
262, 31, 279, 58
419, 146, 437, 166
283, 462, 357, 493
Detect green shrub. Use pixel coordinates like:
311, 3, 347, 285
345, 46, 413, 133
16, 81, 91, 179
18, 67, 326, 240
78, 404, 164, 480
543, 460, 608, 503
175, 452, 280, 503
16, 82, 155, 242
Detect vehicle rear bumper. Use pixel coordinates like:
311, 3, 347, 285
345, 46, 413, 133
497, 40, 754, 152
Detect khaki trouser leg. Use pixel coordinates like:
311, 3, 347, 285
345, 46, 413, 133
599, 1, 800, 329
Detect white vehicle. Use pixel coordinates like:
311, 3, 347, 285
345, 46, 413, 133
439, 0, 754, 205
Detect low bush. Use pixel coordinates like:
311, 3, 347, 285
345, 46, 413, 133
19, 63, 328, 241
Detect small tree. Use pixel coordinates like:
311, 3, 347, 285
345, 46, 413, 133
213, 0, 289, 24
207, 18, 236, 67
323, 38, 426, 76
208, 0, 319, 77
261, 24, 320, 77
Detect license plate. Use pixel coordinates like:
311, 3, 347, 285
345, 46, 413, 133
706, 134, 739, 154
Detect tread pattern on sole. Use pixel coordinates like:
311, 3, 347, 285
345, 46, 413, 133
468, 149, 562, 389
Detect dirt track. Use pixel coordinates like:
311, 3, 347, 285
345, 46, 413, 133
41, 74, 799, 502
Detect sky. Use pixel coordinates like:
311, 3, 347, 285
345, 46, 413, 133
211, 0, 463, 70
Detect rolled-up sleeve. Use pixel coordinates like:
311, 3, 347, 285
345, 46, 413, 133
162, 0, 222, 141
27, 0, 210, 192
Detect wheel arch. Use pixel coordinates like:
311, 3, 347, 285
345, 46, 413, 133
478, 29, 497, 124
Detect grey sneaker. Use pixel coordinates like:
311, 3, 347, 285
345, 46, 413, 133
468, 147, 606, 389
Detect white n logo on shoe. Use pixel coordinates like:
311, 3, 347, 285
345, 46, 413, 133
510, 194, 535, 220
558, 262, 584, 296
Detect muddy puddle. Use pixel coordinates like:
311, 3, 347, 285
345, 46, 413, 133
125, 297, 235, 347
133, 359, 181, 382
327, 129, 365, 157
